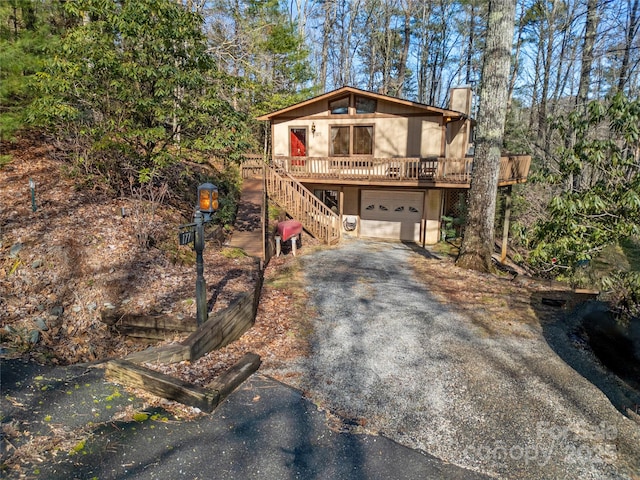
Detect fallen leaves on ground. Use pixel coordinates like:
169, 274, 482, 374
410, 249, 583, 338
0, 139, 257, 365
1, 138, 591, 478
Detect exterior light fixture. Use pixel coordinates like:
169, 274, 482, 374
178, 182, 220, 326
197, 182, 218, 221
311, 122, 316, 135
193, 182, 218, 325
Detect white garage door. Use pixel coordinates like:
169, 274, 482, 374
360, 190, 424, 242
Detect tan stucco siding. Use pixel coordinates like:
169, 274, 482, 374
421, 119, 444, 157
272, 114, 444, 159
316, 117, 377, 157
425, 189, 443, 244
300, 184, 360, 234
272, 122, 290, 157
376, 100, 426, 116
446, 119, 470, 158
272, 121, 324, 157
374, 117, 407, 157
341, 187, 360, 234
300, 182, 443, 243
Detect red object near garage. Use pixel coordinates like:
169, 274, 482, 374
277, 220, 303, 242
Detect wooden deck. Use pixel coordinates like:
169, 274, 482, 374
245, 155, 531, 188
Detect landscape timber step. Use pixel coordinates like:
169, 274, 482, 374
105, 353, 261, 412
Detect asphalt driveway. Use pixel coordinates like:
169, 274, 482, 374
3, 237, 639, 479
265, 238, 640, 480
1, 357, 489, 480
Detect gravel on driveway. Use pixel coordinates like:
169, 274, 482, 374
265, 238, 640, 480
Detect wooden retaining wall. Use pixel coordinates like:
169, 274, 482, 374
110, 313, 198, 340
104, 264, 265, 411
117, 272, 263, 366
105, 353, 261, 412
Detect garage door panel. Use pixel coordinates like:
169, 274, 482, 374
360, 220, 421, 241
360, 190, 423, 242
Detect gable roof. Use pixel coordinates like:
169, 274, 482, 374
255, 86, 468, 121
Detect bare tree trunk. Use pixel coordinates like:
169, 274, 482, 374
395, 2, 412, 96
319, 0, 334, 91
429, 48, 440, 105
578, 0, 598, 108
456, 0, 516, 273
381, 4, 393, 95
335, 0, 360, 87
506, 12, 525, 114
507, 39, 522, 110
11, 1, 19, 38
537, 0, 557, 155
617, 0, 640, 94
368, 35, 377, 90
293, 0, 309, 39
466, 2, 475, 84
569, 0, 599, 192
549, 1, 580, 118
416, 1, 432, 103
231, 0, 240, 110
528, 39, 543, 132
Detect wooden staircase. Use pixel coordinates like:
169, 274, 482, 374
264, 164, 340, 245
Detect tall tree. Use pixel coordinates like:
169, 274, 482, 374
507, 1, 534, 114
456, 0, 516, 272
188, 0, 313, 153
567, 0, 599, 192
0, 0, 73, 140
29, 0, 251, 188
617, 0, 640, 94
536, 0, 558, 155
576, 0, 598, 110
319, 0, 335, 90
530, 93, 640, 315
415, 1, 433, 103
394, 0, 414, 96
415, 0, 458, 105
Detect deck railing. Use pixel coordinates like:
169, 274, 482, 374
264, 165, 341, 245
265, 155, 531, 185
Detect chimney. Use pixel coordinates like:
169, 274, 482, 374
449, 86, 472, 116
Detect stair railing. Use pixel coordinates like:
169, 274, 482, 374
264, 165, 340, 245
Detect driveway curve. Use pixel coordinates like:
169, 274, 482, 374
280, 238, 640, 480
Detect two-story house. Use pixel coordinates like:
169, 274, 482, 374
255, 86, 530, 246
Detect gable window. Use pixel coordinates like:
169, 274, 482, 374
355, 96, 376, 114
330, 125, 373, 156
329, 96, 349, 114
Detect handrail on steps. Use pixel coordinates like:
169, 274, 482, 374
264, 165, 340, 245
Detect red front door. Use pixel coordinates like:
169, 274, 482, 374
290, 128, 306, 166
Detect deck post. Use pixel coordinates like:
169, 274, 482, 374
500, 185, 512, 263
339, 189, 344, 240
